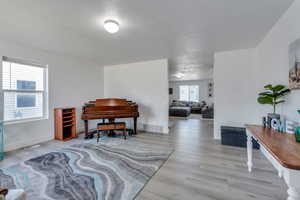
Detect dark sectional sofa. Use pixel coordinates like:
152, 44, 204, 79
169, 100, 211, 117
169, 106, 191, 117
202, 107, 214, 119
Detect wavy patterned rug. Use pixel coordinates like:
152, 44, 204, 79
0, 138, 173, 200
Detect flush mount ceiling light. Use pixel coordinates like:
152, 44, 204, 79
104, 20, 120, 34
173, 73, 185, 79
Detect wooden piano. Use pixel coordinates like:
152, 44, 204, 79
81, 98, 139, 139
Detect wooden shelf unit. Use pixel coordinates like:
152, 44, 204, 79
54, 107, 77, 141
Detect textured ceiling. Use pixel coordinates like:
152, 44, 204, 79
0, 0, 294, 80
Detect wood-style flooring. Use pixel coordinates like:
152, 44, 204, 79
0, 118, 287, 199
137, 119, 287, 200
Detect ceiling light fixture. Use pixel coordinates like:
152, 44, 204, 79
173, 73, 185, 79
104, 20, 120, 34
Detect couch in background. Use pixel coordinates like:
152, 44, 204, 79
169, 100, 209, 117
202, 106, 214, 119
169, 106, 191, 117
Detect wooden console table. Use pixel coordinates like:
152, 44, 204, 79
246, 125, 300, 200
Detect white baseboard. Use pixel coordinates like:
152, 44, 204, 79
141, 123, 168, 134
5, 135, 54, 152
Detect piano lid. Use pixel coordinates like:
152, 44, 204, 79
81, 98, 139, 120
85, 98, 136, 107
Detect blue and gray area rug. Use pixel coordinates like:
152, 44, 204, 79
0, 138, 173, 200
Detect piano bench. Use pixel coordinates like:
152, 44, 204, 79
97, 122, 127, 142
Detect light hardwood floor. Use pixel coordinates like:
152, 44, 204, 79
0, 118, 287, 199
136, 119, 287, 200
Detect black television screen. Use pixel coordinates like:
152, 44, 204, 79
169, 88, 173, 95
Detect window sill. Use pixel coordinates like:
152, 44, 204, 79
4, 117, 48, 126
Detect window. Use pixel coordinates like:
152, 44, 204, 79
16, 80, 37, 108
179, 85, 199, 102
179, 85, 189, 101
2, 57, 48, 122
17, 94, 36, 108
17, 80, 36, 90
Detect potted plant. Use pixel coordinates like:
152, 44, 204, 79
257, 84, 291, 122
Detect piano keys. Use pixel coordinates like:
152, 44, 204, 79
81, 98, 139, 139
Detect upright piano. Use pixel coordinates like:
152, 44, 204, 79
81, 98, 139, 138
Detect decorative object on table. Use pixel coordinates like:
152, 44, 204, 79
295, 110, 300, 142
267, 113, 280, 128
54, 107, 77, 141
295, 127, 300, 142
279, 119, 286, 132
271, 118, 280, 131
257, 84, 291, 126
0, 139, 173, 200
286, 120, 298, 134
0, 120, 3, 161
261, 115, 297, 134
270, 118, 286, 132
268, 117, 298, 133
288, 38, 300, 89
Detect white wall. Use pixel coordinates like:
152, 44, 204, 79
256, 0, 300, 122
0, 40, 104, 151
169, 79, 213, 105
214, 49, 258, 139
214, 0, 300, 139
104, 59, 169, 134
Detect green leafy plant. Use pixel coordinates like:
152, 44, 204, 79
257, 84, 291, 114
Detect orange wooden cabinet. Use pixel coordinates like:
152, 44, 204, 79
54, 107, 77, 141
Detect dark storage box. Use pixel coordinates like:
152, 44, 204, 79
221, 126, 259, 149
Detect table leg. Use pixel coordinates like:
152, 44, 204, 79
134, 117, 137, 135
97, 130, 100, 143
284, 169, 300, 200
123, 128, 127, 140
108, 119, 116, 137
287, 186, 300, 200
84, 120, 89, 139
247, 132, 253, 172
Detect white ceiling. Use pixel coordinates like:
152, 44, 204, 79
0, 0, 294, 80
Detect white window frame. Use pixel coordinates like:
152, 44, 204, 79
1, 56, 49, 124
